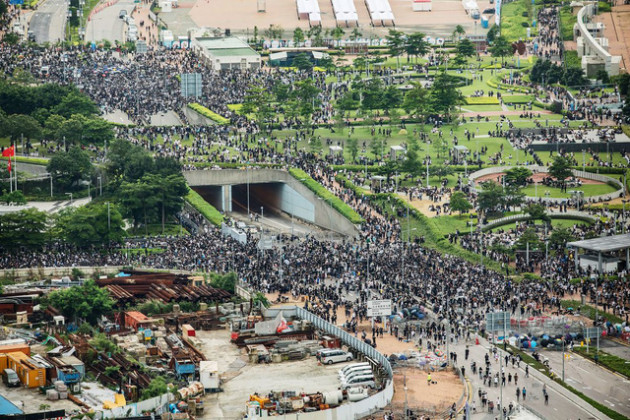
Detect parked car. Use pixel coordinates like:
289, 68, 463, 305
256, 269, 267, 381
320, 349, 353, 365
2, 369, 20, 387
338, 362, 371, 378
341, 374, 376, 390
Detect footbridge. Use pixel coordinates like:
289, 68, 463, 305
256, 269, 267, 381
183, 169, 360, 238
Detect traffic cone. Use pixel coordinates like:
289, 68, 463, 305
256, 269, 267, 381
475, 337, 480, 345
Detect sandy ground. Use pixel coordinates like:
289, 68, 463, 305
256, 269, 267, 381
594, 3, 630, 73
267, 294, 417, 355
392, 367, 463, 413
187, 0, 492, 37
476, 172, 606, 185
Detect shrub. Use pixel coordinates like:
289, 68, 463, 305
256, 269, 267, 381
464, 96, 500, 105
521, 22, 530, 27
522, 11, 529, 17
187, 103, 230, 125
185, 188, 224, 226
564, 50, 581, 69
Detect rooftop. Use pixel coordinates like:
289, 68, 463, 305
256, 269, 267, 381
195, 37, 260, 58
568, 234, 630, 253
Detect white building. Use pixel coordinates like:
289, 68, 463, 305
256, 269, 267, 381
192, 37, 261, 70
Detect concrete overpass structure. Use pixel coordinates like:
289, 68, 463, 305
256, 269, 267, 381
183, 169, 360, 238
574, 2, 621, 77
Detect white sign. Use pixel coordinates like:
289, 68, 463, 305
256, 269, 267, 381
367, 299, 392, 317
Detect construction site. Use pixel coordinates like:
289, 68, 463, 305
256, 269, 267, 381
0, 271, 434, 420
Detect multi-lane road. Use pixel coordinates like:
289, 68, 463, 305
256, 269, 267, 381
85, 0, 136, 43
28, 0, 67, 44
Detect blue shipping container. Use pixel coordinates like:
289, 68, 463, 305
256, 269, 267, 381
481, 16, 489, 28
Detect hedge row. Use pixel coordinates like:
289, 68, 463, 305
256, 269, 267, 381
185, 188, 224, 226
464, 96, 500, 105
0, 156, 49, 165
573, 347, 630, 379
188, 161, 283, 169
288, 168, 364, 224
187, 103, 230, 125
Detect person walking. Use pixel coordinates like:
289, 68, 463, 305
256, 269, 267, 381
522, 386, 527, 401
516, 387, 520, 401
514, 372, 518, 386
427, 373, 432, 386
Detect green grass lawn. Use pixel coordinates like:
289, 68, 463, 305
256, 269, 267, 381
431, 213, 479, 236
460, 105, 505, 112
501, 0, 538, 41
520, 183, 618, 198
559, 5, 577, 41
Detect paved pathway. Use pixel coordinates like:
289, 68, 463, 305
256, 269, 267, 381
86, 0, 135, 43
0, 197, 91, 215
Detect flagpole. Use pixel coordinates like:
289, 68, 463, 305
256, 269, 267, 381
14, 143, 17, 191
8, 154, 12, 193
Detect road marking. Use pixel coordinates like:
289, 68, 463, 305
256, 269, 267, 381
604, 400, 615, 407
575, 366, 590, 374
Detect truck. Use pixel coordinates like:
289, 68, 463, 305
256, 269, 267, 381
199, 361, 220, 392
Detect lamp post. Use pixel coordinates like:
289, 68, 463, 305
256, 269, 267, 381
623, 200, 627, 234
98, 176, 102, 196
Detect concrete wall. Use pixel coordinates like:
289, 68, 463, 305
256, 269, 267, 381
575, 4, 621, 76
184, 169, 360, 238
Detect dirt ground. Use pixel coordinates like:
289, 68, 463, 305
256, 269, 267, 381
187, 0, 492, 37
392, 367, 463, 414
594, 3, 630, 73
475, 171, 605, 185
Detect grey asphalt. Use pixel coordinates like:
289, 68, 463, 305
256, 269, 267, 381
454, 337, 614, 420
86, 0, 135, 43
29, 0, 67, 44
541, 347, 630, 417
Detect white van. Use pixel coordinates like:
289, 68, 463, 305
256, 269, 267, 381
341, 369, 374, 383
341, 374, 376, 390
339, 366, 373, 380
339, 362, 370, 377
320, 350, 353, 365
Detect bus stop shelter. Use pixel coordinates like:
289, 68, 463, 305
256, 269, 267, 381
567, 234, 630, 273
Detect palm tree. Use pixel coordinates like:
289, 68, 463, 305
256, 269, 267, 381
453, 25, 466, 42
332, 26, 345, 48
350, 27, 362, 41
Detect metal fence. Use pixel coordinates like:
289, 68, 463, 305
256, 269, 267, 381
482, 210, 597, 230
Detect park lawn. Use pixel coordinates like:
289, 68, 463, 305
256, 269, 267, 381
501, 0, 537, 41
535, 149, 629, 166
431, 213, 479, 236
559, 5, 577, 41
519, 183, 618, 198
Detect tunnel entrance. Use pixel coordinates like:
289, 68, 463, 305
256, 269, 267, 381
191, 186, 223, 210
231, 183, 283, 217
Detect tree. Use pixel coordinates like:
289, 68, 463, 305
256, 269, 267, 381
548, 155, 573, 190
293, 27, 305, 46
453, 24, 466, 41
514, 228, 541, 251
361, 78, 386, 110
450, 191, 472, 214
595, 69, 609, 84
346, 138, 358, 163
429, 164, 454, 178
502, 184, 525, 210
331, 26, 345, 47
7, 114, 42, 141
55, 203, 125, 247
148, 173, 188, 234
524, 203, 550, 224
241, 85, 274, 133
405, 33, 428, 63
293, 79, 321, 124
549, 227, 576, 253
403, 82, 431, 123
504, 167, 532, 186
490, 36, 513, 65
44, 280, 114, 325
457, 38, 476, 58
371, 137, 383, 161
47, 147, 93, 192
382, 85, 403, 112
52, 92, 99, 118
403, 137, 421, 175
119, 177, 159, 233
477, 181, 504, 214
350, 27, 362, 41
292, 53, 313, 72
430, 72, 462, 118
0, 190, 26, 205
0, 208, 48, 251
210, 272, 237, 293
264, 24, 284, 39
386, 29, 405, 68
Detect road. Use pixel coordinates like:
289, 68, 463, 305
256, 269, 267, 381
86, 0, 135, 43
28, 0, 67, 44
541, 347, 630, 417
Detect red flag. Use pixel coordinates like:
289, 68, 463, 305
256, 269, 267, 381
2, 146, 15, 157
7, 158, 11, 173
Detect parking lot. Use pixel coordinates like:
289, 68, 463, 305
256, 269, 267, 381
196, 329, 355, 419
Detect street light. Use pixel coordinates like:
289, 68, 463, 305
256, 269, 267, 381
98, 176, 102, 196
